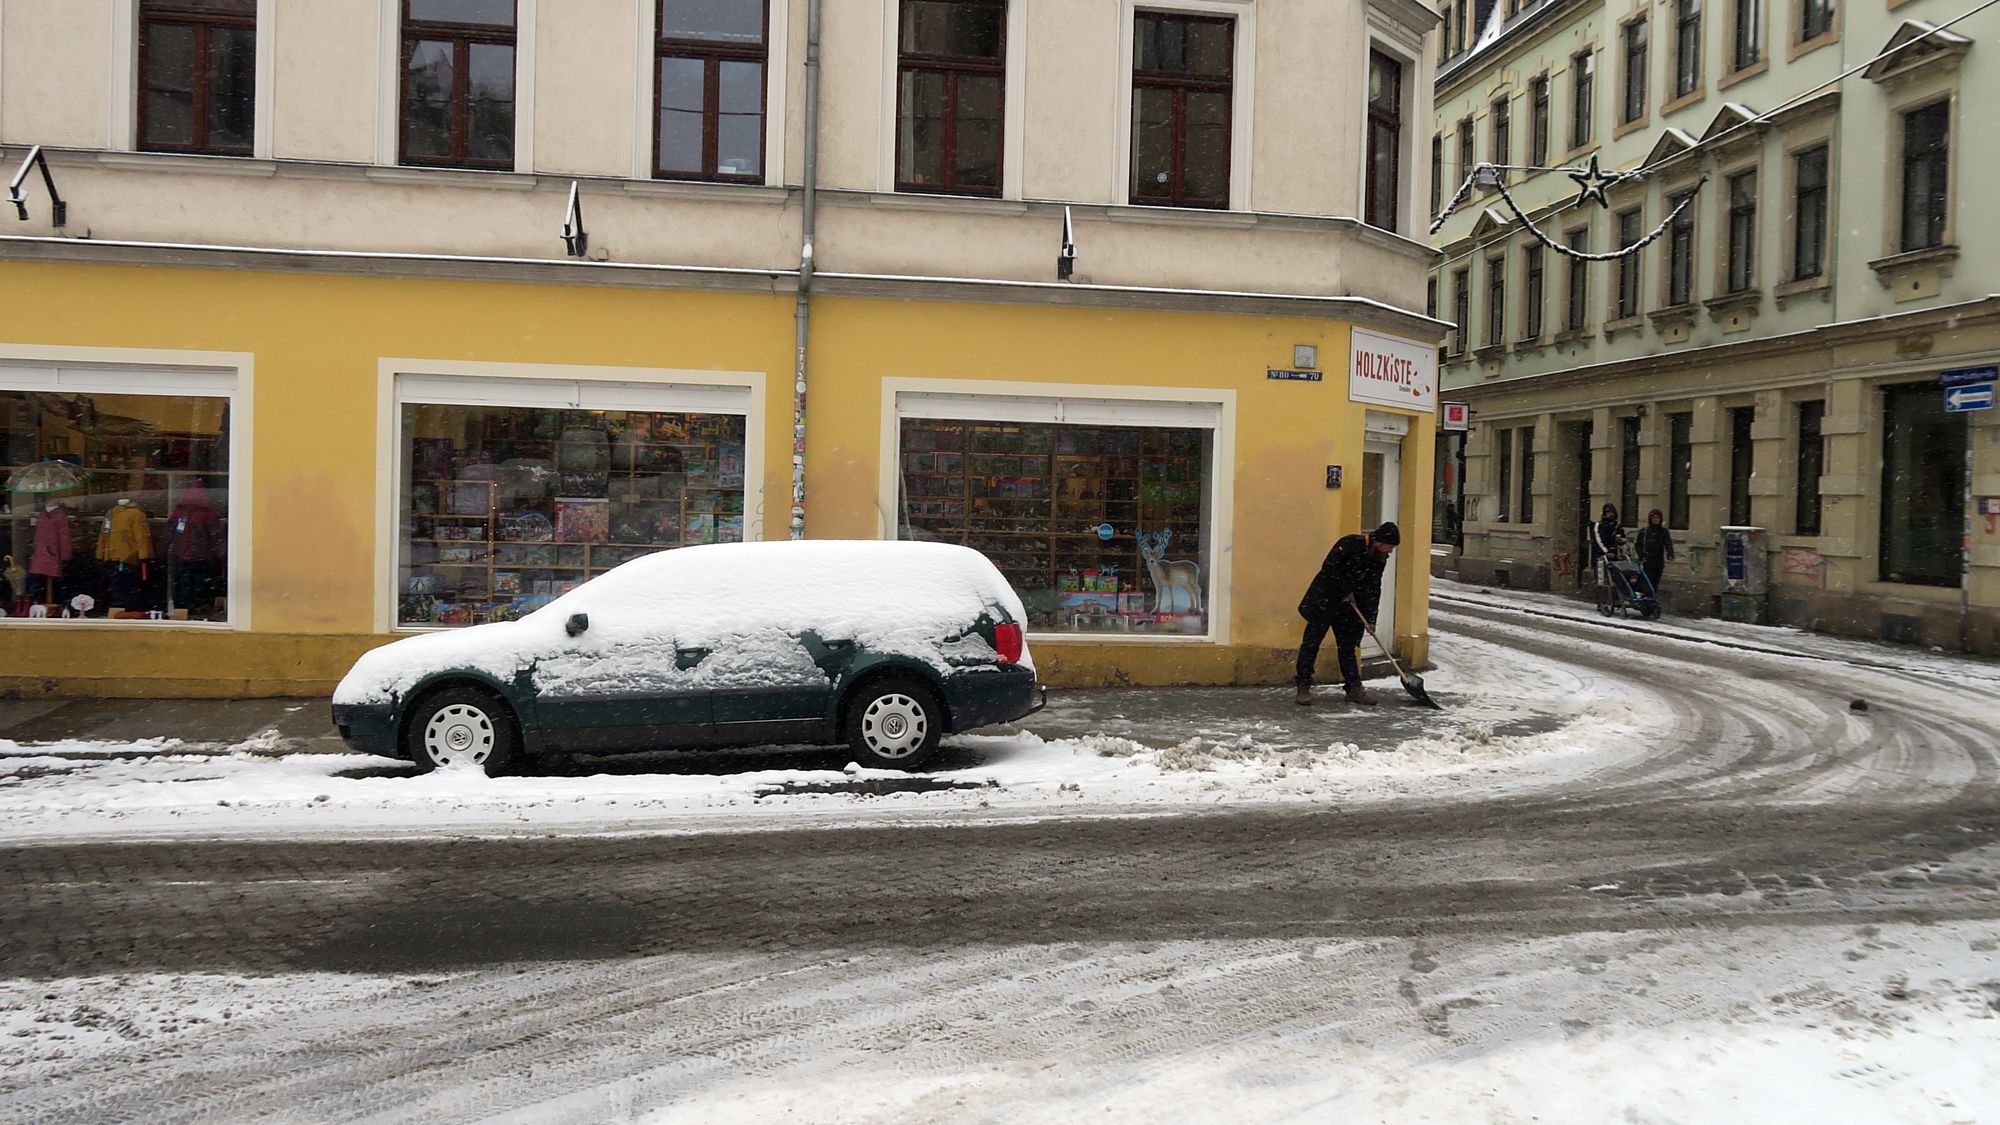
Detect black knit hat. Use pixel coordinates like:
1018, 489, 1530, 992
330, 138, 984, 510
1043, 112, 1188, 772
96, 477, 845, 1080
1372, 521, 1401, 546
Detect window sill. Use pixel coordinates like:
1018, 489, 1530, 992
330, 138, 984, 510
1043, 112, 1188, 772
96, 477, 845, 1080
1515, 336, 1551, 357
1612, 115, 1650, 142
1559, 142, 1601, 166
1718, 58, 1770, 91
1773, 275, 1833, 308
1868, 244, 1960, 280
1703, 289, 1761, 315
1660, 87, 1706, 118
1602, 315, 1645, 340
1473, 344, 1509, 363
1788, 31, 1839, 64
1553, 326, 1593, 345
1647, 303, 1701, 326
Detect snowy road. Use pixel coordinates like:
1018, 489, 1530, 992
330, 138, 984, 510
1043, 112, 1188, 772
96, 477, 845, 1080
4, 596, 2000, 1122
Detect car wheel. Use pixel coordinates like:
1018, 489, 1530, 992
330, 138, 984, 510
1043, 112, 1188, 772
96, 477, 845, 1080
845, 678, 944, 770
405, 685, 519, 777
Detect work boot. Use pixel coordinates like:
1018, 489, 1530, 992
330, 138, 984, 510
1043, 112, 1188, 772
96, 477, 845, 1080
1344, 683, 1378, 706
1294, 684, 1314, 706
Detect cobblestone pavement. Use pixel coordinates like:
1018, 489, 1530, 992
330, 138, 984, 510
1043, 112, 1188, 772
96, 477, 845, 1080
2, 600, 1998, 1121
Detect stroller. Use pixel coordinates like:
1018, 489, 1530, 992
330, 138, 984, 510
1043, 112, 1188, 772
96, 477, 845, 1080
1595, 545, 1661, 619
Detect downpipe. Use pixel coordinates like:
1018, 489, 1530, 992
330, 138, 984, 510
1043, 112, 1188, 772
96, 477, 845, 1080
790, 0, 823, 541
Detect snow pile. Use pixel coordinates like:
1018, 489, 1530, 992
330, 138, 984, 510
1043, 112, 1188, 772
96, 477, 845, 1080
334, 540, 1032, 706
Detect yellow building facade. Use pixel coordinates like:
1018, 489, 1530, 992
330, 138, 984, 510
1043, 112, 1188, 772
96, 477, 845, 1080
1, 256, 1437, 696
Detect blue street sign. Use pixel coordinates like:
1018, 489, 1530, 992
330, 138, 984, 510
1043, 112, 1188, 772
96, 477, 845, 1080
1940, 365, 1999, 386
1944, 381, 1994, 413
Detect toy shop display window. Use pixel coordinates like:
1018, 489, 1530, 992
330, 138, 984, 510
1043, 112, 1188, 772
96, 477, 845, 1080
1, 390, 231, 622
897, 417, 1214, 636
397, 400, 748, 628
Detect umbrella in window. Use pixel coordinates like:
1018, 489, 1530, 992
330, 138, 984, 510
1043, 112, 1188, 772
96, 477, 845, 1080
5, 459, 86, 493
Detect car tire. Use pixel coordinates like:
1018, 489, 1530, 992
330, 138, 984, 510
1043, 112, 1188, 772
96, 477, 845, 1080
404, 684, 520, 777
844, 677, 945, 770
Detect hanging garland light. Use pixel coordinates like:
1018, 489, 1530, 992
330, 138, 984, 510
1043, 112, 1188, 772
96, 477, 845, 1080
1431, 157, 1705, 263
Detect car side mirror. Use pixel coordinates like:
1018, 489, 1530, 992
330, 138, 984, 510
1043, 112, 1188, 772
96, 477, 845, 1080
565, 612, 589, 638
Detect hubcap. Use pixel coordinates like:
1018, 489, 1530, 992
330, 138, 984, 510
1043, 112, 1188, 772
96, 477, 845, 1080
860, 694, 928, 759
422, 703, 495, 768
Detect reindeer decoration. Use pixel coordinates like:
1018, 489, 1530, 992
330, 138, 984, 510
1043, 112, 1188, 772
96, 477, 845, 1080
1136, 528, 1202, 615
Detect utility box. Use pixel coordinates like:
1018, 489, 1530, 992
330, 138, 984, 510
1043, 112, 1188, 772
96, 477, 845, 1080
1718, 525, 1768, 623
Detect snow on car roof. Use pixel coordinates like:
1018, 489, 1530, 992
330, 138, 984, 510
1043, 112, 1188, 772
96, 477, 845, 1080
333, 540, 1030, 706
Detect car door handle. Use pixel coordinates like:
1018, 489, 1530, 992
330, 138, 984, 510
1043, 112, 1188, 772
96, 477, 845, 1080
674, 647, 711, 671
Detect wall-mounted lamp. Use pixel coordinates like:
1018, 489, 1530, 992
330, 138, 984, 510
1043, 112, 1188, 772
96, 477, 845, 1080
7, 145, 67, 228
1057, 205, 1077, 281
560, 180, 587, 258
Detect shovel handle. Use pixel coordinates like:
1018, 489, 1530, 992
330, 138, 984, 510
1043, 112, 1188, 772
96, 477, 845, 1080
1345, 596, 1407, 677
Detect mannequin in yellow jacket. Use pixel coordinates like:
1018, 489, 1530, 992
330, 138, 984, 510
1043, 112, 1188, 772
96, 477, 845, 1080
97, 499, 153, 611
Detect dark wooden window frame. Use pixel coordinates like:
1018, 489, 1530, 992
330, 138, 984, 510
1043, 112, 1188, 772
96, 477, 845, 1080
1365, 48, 1404, 231
1726, 169, 1757, 292
1801, 0, 1835, 42
1571, 49, 1595, 149
1519, 425, 1536, 524
1622, 17, 1649, 125
1668, 411, 1693, 530
895, 0, 1006, 197
1795, 398, 1824, 535
1899, 99, 1950, 254
1451, 267, 1472, 355
1497, 428, 1514, 522
138, 0, 257, 156
1667, 190, 1697, 306
1732, 0, 1763, 71
1129, 12, 1234, 210
1616, 207, 1643, 318
1522, 244, 1545, 340
1565, 226, 1590, 330
1529, 75, 1551, 167
1674, 0, 1702, 99
1793, 144, 1829, 280
1489, 94, 1510, 181
1619, 415, 1642, 524
655, 1, 770, 183
1727, 405, 1755, 526
1486, 252, 1507, 347
399, 0, 518, 170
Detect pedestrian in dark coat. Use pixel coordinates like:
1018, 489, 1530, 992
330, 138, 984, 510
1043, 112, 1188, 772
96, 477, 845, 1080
1589, 503, 1625, 586
1633, 508, 1675, 595
1295, 522, 1399, 707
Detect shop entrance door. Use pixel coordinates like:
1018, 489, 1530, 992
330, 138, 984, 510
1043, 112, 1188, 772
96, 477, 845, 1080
1361, 412, 1407, 645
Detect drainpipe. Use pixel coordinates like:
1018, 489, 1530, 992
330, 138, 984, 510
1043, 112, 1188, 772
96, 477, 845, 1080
790, 0, 822, 541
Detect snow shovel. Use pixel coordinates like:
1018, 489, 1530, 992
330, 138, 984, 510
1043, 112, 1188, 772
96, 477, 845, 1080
1347, 597, 1442, 710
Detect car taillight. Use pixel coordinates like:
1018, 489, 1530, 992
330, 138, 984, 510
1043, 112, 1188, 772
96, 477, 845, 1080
993, 622, 1023, 665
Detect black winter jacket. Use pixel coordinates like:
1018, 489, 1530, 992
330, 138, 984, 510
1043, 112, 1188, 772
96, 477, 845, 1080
1298, 533, 1385, 627
1634, 524, 1675, 568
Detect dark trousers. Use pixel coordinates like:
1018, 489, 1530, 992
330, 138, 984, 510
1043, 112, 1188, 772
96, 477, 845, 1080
1296, 619, 1362, 688
1642, 559, 1665, 596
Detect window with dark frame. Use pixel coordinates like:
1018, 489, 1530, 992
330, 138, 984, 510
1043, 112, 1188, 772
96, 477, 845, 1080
1530, 76, 1551, 167
1622, 17, 1648, 124
897, 0, 1005, 195
1566, 227, 1590, 330
1130, 12, 1234, 209
656, 0, 768, 183
1667, 190, 1696, 306
1571, 50, 1595, 149
1431, 133, 1444, 216
401, 0, 517, 169
1522, 244, 1545, 340
1440, 5, 1454, 62
1793, 145, 1828, 279
1457, 115, 1476, 195
1620, 415, 1641, 524
1497, 429, 1513, 522
1733, 0, 1762, 70
1366, 49, 1405, 231
1452, 267, 1472, 355
1486, 252, 1507, 348
1727, 405, 1754, 526
1802, 0, 1835, 42
139, 0, 257, 155
1795, 399, 1824, 535
1668, 411, 1693, 530
1489, 94, 1510, 184
1674, 0, 1701, 99
1616, 207, 1642, 317
1900, 100, 1950, 253
1519, 425, 1536, 523
1726, 170, 1757, 293
1880, 382, 1965, 587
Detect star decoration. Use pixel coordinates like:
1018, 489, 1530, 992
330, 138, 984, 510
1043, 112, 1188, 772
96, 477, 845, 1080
1567, 154, 1627, 210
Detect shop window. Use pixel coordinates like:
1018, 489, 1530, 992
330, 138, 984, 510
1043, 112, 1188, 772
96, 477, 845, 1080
1726, 169, 1756, 293
1621, 17, 1648, 125
1727, 405, 1754, 525
1793, 145, 1828, 280
896, 0, 1003, 195
1496, 428, 1513, 523
1879, 383, 1963, 587
1518, 425, 1536, 523
1571, 49, 1594, 149
1620, 415, 1641, 524
1529, 75, 1550, 167
397, 400, 747, 627
1795, 399, 1823, 535
1667, 189, 1696, 306
657, 0, 768, 182
2, 379, 232, 623
1365, 49, 1405, 231
1566, 227, 1590, 330
401, 0, 517, 169
897, 417, 1213, 636
1615, 208, 1642, 317
1673, 0, 1701, 99
1667, 411, 1692, 530
1130, 12, 1233, 208
1899, 100, 1950, 254
139, 0, 257, 155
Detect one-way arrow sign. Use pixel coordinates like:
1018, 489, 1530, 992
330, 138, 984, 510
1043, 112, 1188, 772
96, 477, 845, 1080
1945, 381, 1994, 412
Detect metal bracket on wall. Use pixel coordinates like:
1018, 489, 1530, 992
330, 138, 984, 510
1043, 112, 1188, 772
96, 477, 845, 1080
560, 180, 587, 258
6, 146, 67, 228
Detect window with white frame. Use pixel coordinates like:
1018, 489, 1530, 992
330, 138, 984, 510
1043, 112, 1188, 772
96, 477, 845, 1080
896, 393, 1219, 637
394, 376, 751, 628
1, 363, 237, 624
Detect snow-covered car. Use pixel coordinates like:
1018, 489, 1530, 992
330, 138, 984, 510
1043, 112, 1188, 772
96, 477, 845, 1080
330, 540, 1043, 775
